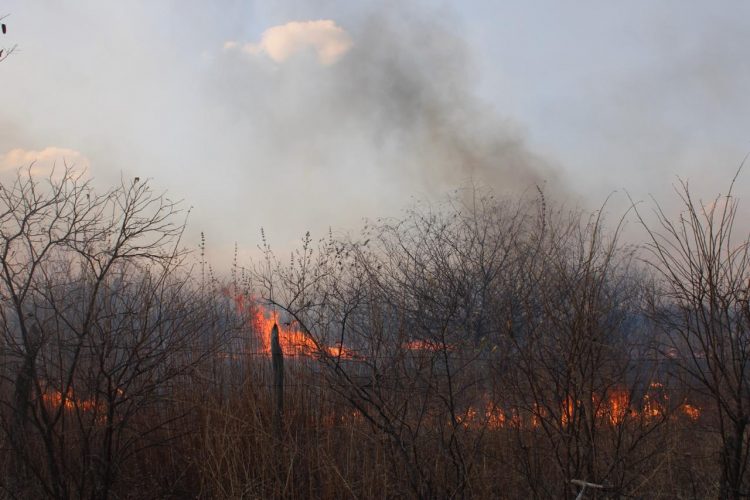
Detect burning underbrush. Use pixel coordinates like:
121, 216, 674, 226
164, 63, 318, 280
41, 388, 102, 414
3, 168, 740, 498
224, 292, 703, 434
455, 384, 700, 431
230, 293, 358, 359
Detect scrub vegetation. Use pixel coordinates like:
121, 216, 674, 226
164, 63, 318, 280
0, 166, 748, 499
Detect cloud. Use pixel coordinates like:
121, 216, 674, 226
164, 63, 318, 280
0, 147, 89, 177
227, 20, 353, 65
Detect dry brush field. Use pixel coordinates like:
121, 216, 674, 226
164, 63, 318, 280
0, 167, 747, 499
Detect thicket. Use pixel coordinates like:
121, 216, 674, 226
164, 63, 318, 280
0, 167, 747, 499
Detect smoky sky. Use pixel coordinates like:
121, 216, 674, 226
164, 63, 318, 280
198, 3, 561, 259
208, 6, 556, 194
1, 0, 749, 262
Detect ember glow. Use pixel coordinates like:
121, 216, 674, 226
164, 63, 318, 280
456, 385, 701, 431
597, 390, 630, 425
230, 295, 702, 429
42, 388, 102, 414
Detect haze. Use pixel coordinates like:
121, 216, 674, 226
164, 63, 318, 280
2, 0, 749, 263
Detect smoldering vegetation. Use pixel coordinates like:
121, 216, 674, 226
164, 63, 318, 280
0, 167, 748, 499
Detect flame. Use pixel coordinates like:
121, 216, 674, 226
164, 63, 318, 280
681, 402, 701, 421
594, 389, 633, 425
232, 292, 702, 428
561, 396, 576, 427
233, 293, 357, 358
531, 403, 547, 428
452, 384, 701, 431
252, 310, 357, 358
607, 390, 630, 425
485, 403, 506, 429
642, 383, 667, 420
456, 406, 479, 428
42, 388, 104, 414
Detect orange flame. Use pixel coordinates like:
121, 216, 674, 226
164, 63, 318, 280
607, 390, 630, 425
681, 402, 701, 421
252, 310, 357, 358
234, 294, 357, 359
42, 388, 103, 414
594, 389, 633, 425
485, 403, 507, 429
642, 383, 667, 420
561, 396, 576, 427
452, 384, 701, 431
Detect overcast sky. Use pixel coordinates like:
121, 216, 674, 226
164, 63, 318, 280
2, 1, 749, 263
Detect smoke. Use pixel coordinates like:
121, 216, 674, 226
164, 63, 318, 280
6, 1, 747, 262
0, 1, 561, 260
210, 6, 558, 205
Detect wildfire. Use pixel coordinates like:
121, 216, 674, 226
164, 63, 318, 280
41, 388, 103, 414
230, 294, 703, 430
252, 310, 357, 358
453, 384, 701, 431
603, 389, 630, 425
561, 396, 576, 427
456, 405, 523, 430
486, 404, 507, 429
234, 293, 357, 359
680, 401, 701, 421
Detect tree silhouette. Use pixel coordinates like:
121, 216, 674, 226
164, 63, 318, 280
0, 15, 15, 62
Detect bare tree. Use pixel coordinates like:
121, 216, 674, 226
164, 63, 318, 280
255, 191, 537, 497
0, 15, 16, 62
255, 189, 686, 498
635, 172, 750, 499
0, 166, 223, 498
500, 198, 675, 498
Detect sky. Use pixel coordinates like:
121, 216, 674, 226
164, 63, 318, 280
1, 1, 749, 264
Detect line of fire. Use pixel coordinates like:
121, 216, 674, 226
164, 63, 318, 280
12, 168, 747, 498
189, 294, 704, 432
